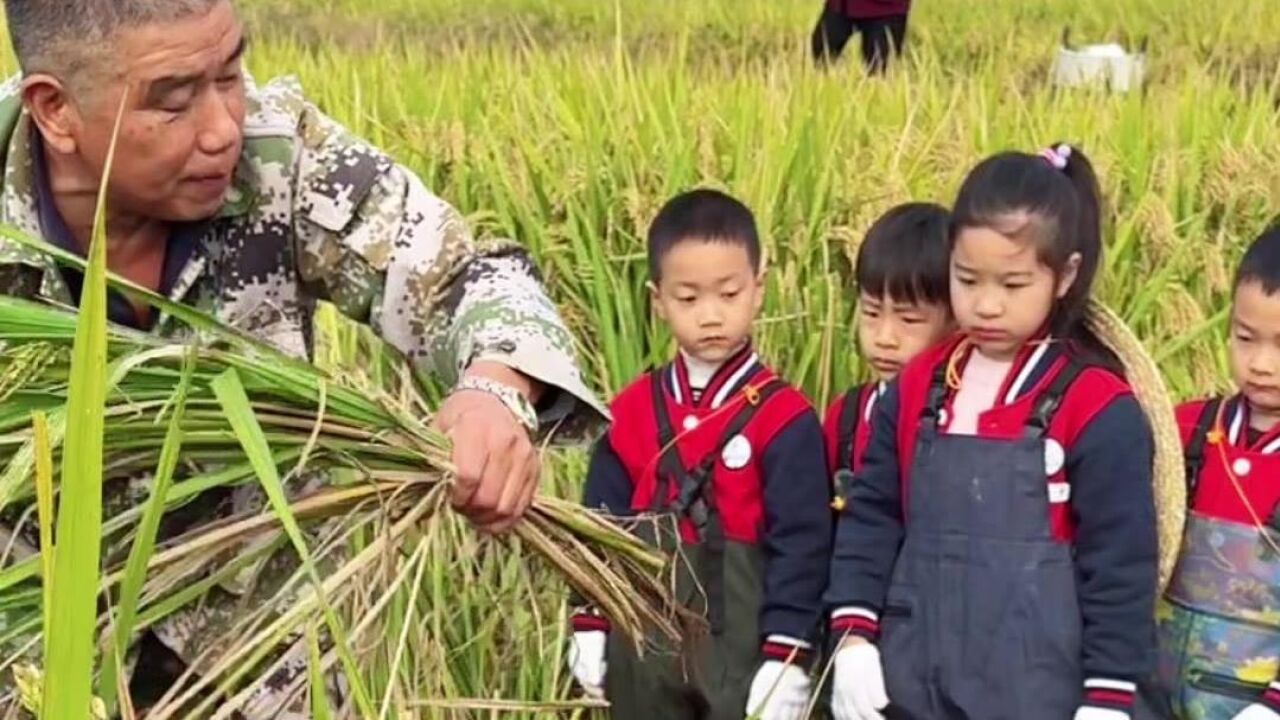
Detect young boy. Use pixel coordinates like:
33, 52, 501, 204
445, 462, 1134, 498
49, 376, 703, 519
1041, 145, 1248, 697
1157, 227, 1280, 720
568, 189, 832, 720
824, 202, 953, 489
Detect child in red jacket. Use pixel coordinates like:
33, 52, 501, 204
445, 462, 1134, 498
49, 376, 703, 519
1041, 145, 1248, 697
825, 202, 954, 492
826, 144, 1158, 720
569, 189, 832, 720
1156, 226, 1280, 720
812, 0, 912, 73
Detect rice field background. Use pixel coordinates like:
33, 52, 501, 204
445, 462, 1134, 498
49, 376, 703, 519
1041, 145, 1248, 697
264, 0, 1280, 712
234, 0, 1280, 406
4, 0, 1280, 716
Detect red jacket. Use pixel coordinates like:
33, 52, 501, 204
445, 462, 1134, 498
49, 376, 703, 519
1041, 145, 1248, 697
825, 335, 1158, 686
582, 346, 832, 642
1178, 396, 1280, 526
890, 338, 1135, 541
826, 0, 910, 20
823, 383, 881, 474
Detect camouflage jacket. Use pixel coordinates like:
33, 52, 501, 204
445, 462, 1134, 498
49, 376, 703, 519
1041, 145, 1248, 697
0, 74, 606, 715
0, 73, 606, 426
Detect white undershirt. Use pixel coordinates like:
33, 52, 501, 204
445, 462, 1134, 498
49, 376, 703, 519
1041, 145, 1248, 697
948, 351, 1013, 435
680, 349, 722, 403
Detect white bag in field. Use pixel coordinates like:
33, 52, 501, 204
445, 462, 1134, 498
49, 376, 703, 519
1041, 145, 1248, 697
1052, 31, 1146, 93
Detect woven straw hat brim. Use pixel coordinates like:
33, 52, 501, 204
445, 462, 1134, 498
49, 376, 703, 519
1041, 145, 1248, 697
1085, 299, 1185, 595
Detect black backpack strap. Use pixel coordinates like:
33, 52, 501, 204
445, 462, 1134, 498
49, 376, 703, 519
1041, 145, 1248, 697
836, 386, 866, 474
1184, 397, 1223, 497
676, 377, 787, 635
1023, 359, 1086, 440
919, 362, 950, 429
650, 369, 683, 512
672, 378, 788, 521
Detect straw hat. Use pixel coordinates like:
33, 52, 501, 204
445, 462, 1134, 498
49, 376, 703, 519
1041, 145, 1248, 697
1085, 299, 1185, 594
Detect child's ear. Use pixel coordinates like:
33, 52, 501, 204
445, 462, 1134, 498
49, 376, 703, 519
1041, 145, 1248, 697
1055, 252, 1083, 299
648, 281, 666, 320
752, 269, 767, 312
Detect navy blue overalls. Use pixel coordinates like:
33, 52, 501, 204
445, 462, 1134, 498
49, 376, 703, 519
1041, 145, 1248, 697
880, 360, 1085, 719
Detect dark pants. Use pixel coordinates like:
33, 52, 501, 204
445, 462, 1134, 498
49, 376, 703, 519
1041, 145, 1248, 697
810, 8, 908, 74
605, 539, 765, 720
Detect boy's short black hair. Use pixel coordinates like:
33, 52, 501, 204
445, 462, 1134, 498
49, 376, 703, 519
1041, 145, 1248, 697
647, 189, 761, 282
1235, 225, 1280, 295
856, 202, 951, 305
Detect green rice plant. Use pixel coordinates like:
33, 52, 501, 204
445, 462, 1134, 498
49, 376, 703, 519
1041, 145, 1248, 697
0, 242, 677, 716
38, 90, 126, 720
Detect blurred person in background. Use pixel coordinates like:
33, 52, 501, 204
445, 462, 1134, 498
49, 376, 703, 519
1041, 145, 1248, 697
811, 0, 911, 74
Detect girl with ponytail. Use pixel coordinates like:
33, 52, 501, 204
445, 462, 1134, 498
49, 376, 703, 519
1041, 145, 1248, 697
824, 144, 1159, 720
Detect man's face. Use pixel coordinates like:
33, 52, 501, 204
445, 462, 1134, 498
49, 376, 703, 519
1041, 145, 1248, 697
70, 0, 247, 222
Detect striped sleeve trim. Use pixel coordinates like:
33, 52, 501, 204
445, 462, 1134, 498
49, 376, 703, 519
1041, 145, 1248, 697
571, 613, 610, 633
761, 634, 812, 664
829, 606, 879, 640
1261, 680, 1280, 711
1082, 678, 1136, 711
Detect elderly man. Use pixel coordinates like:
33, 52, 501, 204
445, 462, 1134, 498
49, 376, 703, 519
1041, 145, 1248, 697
0, 0, 605, 713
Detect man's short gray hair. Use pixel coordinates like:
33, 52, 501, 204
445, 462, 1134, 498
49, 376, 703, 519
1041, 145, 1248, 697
4, 0, 225, 88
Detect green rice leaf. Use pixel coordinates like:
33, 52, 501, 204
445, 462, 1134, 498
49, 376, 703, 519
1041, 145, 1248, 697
308, 622, 333, 720
100, 348, 195, 715
30, 412, 53, 647
209, 368, 375, 717
40, 88, 124, 720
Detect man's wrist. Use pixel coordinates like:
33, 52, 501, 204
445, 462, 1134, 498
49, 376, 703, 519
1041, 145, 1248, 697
452, 365, 539, 431
463, 361, 543, 404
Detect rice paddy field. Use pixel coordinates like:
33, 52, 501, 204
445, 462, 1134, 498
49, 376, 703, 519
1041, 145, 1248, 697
5, 0, 1280, 716
236, 0, 1280, 404
262, 0, 1280, 712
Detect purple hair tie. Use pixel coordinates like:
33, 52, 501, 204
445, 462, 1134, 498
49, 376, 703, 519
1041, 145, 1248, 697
1041, 144, 1072, 170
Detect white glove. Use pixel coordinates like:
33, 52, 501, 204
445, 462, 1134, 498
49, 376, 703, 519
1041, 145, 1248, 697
746, 660, 811, 720
567, 631, 607, 698
1072, 708, 1130, 720
830, 641, 889, 720
1232, 705, 1280, 720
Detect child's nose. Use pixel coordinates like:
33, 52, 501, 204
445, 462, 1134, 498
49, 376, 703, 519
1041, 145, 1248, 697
874, 323, 899, 348
974, 294, 1003, 318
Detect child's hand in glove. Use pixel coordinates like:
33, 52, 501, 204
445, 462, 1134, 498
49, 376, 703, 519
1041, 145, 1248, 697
830, 639, 889, 720
567, 630, 607, 698
746, 660, 811, 720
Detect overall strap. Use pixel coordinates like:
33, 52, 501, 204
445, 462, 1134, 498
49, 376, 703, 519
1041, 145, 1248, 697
673, 378, 788, 521
650, 369, 683, 512
677, 377, 786, 635
1023, 359, 1085, 440
1184, 397, 1224, 498
836, 386, 866, 473
919, 362, 950, 429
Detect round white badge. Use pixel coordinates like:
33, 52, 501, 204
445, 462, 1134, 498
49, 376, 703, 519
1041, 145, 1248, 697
1233, 457, 1253, 478
682, 415, 700, 431
722, 435, 753, 470
1044, 439, 1066, 476
937, 408, 949, 426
